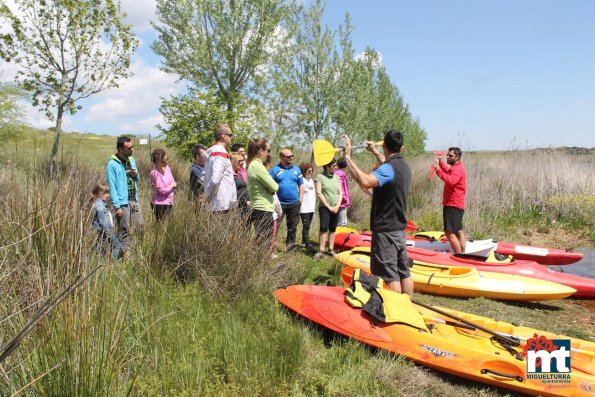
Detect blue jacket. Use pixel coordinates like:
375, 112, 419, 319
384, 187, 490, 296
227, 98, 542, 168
106, 155, 139, 208
92, 199, 114, 233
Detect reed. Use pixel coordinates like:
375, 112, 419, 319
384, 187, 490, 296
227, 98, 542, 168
348, 149, 594, 244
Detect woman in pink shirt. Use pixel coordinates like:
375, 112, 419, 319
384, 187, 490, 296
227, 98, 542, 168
149, 149, 177, 220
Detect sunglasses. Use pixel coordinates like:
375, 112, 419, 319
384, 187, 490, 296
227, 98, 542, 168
262, 148, 270, 152
225, 133, 233, 138
282, 154, 294, 159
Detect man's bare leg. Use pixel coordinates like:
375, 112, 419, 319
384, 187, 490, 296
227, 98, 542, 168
400, 277, 414, 297
386, 280, 402, 293
445, 231, 462, 253
386, 278, 414, 298
456, 230, 466, 253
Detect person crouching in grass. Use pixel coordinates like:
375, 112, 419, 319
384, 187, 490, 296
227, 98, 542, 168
91, 184, 121, 260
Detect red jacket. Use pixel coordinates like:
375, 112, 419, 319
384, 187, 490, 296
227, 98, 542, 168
436, 160, 467, 209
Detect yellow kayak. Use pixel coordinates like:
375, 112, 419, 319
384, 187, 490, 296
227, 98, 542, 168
336, 247, 577, 301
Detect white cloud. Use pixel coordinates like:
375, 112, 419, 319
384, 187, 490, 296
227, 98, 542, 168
85, 60, 180, 123
21, 101, 72, 130
119, 114, 164, 133
121, 0, 157, 32
0, 60, 20, 82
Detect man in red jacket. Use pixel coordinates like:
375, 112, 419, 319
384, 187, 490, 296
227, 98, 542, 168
434, 147, 467, 253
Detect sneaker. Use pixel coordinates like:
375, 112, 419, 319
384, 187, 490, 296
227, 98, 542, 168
286, 243, 296, 252
328, 250, 338, 257
313, 251, 325, 260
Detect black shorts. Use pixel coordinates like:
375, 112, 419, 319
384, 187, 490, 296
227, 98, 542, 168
443, 206, 464, 232
370, 230, 411, 283
318, 207, 339, 233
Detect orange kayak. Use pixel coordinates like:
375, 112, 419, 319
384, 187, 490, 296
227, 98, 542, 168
275, 285, 595, 396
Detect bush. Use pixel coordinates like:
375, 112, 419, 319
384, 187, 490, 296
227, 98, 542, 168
143, 196, 290, 298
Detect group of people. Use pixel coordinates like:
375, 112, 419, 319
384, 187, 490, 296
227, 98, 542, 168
182, 124, 354, 258
90, 124, 468, 300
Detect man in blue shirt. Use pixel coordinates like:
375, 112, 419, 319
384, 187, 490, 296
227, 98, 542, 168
106, 136, 137, 257
270, 148, 304, 251
343, 131, 413, 296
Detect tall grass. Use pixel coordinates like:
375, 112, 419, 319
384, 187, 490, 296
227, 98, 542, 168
347, 149, 594, 244
0, 156, 134, 396
0, 151, 306, 396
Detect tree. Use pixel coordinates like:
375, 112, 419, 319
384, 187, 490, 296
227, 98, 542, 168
158, 88, 255, 158
152, 0, 295, 124
0, 83, 25, 126
331, 47, 427, 156
0, 83, 26, 142
0, 0, 138, 166
284, 0, 340, 143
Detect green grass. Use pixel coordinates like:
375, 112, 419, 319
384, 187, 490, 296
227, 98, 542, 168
0, 127, 593, 397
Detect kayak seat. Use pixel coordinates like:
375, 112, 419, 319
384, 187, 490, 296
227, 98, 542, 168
454, 252, 490, 261
454, 251, 513, 263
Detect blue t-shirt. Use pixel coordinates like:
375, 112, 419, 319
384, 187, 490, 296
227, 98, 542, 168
269, 164, 304, 205
372, 163, 395, 187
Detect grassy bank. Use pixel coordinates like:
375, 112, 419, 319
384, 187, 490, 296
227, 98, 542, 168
1, 130, 593, 396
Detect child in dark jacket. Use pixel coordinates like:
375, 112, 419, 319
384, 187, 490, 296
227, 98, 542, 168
91, 184, 121, 260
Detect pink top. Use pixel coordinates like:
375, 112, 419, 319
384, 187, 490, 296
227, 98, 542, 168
335, 169, 351, 208
150, 165, 176, 205
238, 167, 247, 183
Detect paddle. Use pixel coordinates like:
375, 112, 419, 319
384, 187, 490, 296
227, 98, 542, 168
313, 139, 383, 166
411, 298, 523, 359
423, 315, 595, 374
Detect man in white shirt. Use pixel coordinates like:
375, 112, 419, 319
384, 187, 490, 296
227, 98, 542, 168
204, 123, 237, 212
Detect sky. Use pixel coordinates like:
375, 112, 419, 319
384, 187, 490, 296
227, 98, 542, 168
1, 0, 594, 151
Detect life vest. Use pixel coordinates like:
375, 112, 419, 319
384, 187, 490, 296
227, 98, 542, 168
344, 269, 428, 331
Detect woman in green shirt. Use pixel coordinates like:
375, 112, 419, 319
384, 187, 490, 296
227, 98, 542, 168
247, 138, 279, 254
314, 158, 343, 259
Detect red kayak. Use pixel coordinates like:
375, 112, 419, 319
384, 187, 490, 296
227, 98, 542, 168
406, 247, 595, 299
411, 232, 583, 265
493, 242, 583, 265
334, 231, 372, 252
335, 230, 584, 265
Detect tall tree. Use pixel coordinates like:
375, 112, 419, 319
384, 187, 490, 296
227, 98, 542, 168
152, 0, 295, 125
0, 0, 138, 167
332, 47, 427, 155
285, 0, 340, 143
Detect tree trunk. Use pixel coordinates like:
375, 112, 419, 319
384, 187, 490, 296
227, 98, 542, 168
49, 104, 63, 176
226, 98, 235, 130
